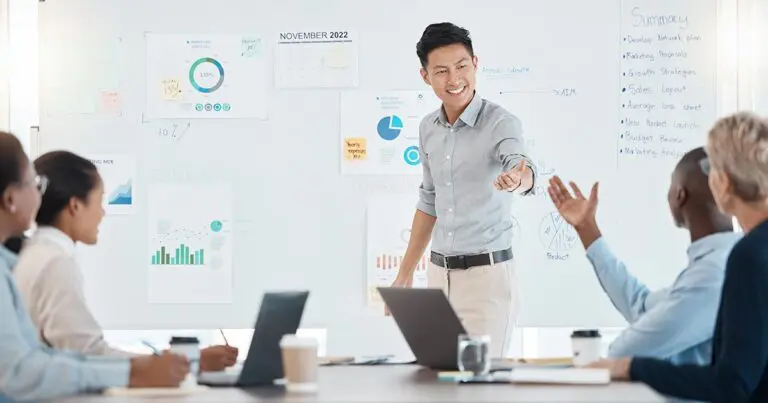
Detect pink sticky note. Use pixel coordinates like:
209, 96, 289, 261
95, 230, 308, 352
100, 91, 121, 115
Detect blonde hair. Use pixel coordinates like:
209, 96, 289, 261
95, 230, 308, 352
706, 111, 768, 202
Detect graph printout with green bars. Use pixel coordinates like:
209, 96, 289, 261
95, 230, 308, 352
151, 244, 205, 266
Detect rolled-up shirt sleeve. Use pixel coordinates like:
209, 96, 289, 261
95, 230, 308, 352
491, 115, 538, 195
416, 120, 437, 217
0, 275, 130, 402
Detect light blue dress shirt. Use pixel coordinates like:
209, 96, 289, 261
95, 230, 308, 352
0, 245, 129, 402
417, 92, 537, 255
585, 231, 741, 365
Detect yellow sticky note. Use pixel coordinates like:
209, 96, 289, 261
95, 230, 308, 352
344, 137, 367, 161
162, 78, 182, 100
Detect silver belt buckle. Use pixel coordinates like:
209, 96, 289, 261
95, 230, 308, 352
443, 254, 449, 269
489, 251, 495, 266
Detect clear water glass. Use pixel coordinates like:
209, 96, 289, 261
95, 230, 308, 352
457, 334, 491, 376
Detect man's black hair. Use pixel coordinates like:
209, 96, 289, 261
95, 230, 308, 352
416, 22, 474, 68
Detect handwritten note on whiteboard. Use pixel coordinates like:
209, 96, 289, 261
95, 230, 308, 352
344, 137, 367, 161
618, 0, 717, 169
162, 78, 182, 100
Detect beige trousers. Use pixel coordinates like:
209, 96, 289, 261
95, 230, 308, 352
427, 260, 520, 358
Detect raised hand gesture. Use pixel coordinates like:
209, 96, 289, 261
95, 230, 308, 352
547, 175, 599, 228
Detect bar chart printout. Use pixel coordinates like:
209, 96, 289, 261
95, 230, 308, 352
366, 195, 429, 310
147, 184, 233, 304
151, 244, 205, 266
375, 254, 428, 271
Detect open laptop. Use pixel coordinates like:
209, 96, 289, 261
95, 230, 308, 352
197, 291, 309, 387
377, 287, 514, 371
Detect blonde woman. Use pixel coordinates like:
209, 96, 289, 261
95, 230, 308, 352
592, 112, 768, 402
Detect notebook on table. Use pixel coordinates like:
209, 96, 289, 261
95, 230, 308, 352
505, 368, 610, 384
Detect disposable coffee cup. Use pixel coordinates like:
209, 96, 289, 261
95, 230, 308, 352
280, 334, 318, 393
169, 336, 200, 386
570, 329, 602, 367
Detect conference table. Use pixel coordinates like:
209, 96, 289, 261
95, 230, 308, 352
54, 365, 673, 402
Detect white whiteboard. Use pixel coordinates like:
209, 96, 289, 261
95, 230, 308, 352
37, 0, 734, 357
751, 0, 768, 115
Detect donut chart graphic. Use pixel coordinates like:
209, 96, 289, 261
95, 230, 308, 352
403, 146, 420, 166
189, 57, 225, 93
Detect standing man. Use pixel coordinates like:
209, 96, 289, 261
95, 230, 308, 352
388, 22, 537, 358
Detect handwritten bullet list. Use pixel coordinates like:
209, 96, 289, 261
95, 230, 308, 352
618, 2, 715, 163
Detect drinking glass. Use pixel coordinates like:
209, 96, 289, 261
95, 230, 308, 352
457, 334, 491, 376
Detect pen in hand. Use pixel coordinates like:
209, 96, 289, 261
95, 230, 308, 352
219, 329, 229, 346
141, 340, 161, 356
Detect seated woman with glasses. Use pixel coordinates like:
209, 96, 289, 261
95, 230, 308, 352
0, 132, 191, 401
11, 150, 238, 371
3, 177, 46, 253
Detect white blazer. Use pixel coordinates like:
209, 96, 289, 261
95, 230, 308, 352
12, 226, 132, 356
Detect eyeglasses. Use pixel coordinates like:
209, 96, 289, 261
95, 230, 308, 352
18, 175, 48, 195
35, 175, 49, 195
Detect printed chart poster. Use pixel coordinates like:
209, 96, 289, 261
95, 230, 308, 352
145, 34, 268, 119
367, 195, 429, 309
341, 90, 440, 175
275, 29, 358, 88
147, 184, 233, 304
87, 154, 136, 215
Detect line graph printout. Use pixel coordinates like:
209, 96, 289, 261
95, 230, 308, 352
147, 184, 233, 304
366, 195, 429, 309
145, 34, 268, 119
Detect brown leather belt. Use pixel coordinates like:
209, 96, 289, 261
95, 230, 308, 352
430, 248, 513, 270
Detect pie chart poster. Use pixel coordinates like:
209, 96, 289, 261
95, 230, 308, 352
340, 90, 440, 175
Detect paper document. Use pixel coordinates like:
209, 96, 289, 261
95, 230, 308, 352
505, 368, 610, 384
104, 385, 208, 396
86, 154, 136, 215
145, 33, 268, 119
275, 29, 358, 88
366, 195, 430, 309
340, 90, 440, 175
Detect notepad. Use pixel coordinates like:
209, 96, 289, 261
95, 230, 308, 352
438, 371, 474, 382
505, 368, 610, 385
509, 357, 574, 366
103, 384, 208, 397
444, 368, 609, 385
320, 355, 415, 366
319, 356, 354, 365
